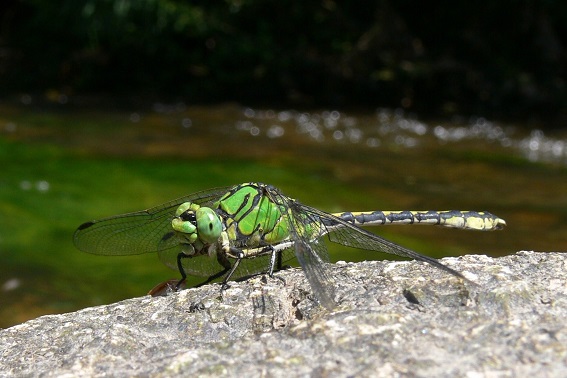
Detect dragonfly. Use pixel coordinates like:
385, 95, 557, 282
73, 182, 506, 309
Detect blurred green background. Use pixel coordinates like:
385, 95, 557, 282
1, 1, 566, 328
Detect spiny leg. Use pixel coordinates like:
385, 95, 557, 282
175, 252, 189, 289
195, 252, 233, 288
264, 246, 286, 285
269, 248, 289, 286
176, 251, 234, 289
176, 252, 228, 289
267, 246, 277, 277
220, 247, 245, 290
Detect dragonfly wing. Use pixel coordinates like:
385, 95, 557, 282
296, 203, 466, 280
268, 188, 336, 309
156, 231, 182, 271
293, 237, 336, 310
73, 187, 230, 256
158, 231, 299, 279
157, 242, 227, 278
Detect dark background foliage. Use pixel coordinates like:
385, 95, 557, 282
0, 0, 565, 121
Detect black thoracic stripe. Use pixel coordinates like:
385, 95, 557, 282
215, 184, 250, 219
232, 192, 251, 217
220, 184, 265, 231
235, 184, 272, 240
237, 185, 263, 221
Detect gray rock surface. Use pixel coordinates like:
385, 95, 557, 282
1, 251, 566, 377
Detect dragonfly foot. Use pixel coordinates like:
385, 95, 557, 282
175, 278, 187, 290
274, 274, 287, 286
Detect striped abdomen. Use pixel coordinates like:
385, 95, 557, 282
335, 210, 505, 231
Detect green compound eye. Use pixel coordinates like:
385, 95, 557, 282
196, 207, 222, 244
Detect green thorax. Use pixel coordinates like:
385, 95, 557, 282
215, 183, 290, 247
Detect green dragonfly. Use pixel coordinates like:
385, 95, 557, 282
73, 182, 505, 308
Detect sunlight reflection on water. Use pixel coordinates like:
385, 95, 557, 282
230, 107, 567, 165
5, 100, 563, 165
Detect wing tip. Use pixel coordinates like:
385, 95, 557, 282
76, 221, 96, 231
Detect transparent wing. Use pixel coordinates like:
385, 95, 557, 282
73, 186, 231, 256
292, 235, 336, 310
268, 187, 337, 309
157, 241, 226, 278
158, 227, 298, 279
294, 203, 466, 280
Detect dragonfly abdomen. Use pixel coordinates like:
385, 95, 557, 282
336, 210, 506, 231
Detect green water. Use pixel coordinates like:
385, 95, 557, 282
1, 103, 566, 328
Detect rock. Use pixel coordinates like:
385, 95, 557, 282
1, 251, 566, 377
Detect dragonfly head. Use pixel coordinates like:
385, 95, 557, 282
172, 202, 223, 245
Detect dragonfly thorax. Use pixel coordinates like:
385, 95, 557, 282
172, 202, 223, 245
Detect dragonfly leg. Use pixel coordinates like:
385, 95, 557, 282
261, 246, 292, 287
267, 246, 277, 277
175, 252, 189, 289
266, 248, 289, 275
220, 247, 245, 290
194, 251, 233, 288
275, 250, 292, 271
